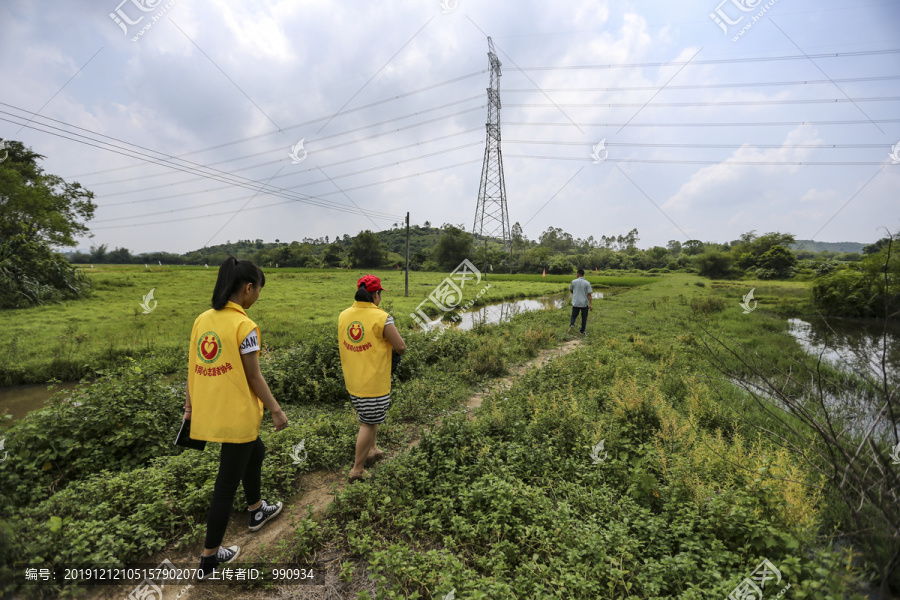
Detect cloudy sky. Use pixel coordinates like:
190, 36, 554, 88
1, 0, 898, 254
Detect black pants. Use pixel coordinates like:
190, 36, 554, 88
204, 436, 265, 549
570, 306, 589, 333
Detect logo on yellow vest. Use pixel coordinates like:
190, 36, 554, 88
198, 331, 222, 363
347, 321, 365, 343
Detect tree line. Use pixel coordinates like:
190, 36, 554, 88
65, 225, 867, 277
1, 139, 894, 317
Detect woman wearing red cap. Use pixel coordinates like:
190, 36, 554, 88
338, 275, 406, 481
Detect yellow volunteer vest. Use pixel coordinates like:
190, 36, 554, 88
338, 301, 392, 397
188, 301, 264, 443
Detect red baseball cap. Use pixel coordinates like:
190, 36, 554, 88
357, 274, 383, 293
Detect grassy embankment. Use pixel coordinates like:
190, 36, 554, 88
0, 265, 652, 385
308, 274, 867, 599
0, 272, 872, 598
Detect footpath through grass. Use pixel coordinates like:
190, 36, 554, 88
0, 273, 873, 598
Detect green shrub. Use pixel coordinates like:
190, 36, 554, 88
393, 329, 476, 381
694, 250, 734, 278
390, 371, 470, 422
0, 232, 92, 309
262, 328, 346, 406
690, 296, 726, 315
331, 387, 857, 599
547, 256, 574, 275
0, 361, 183, 508
521, 326, 555, 357
812, 257, 899, 318
1, 404, 361, 597
467, 338, 506, 377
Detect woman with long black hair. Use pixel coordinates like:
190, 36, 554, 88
184, 256, 288, 578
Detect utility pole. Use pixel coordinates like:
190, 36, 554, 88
473, 36, 511, 274
405, 212, 409, 297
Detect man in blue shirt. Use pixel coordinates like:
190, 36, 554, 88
568, 268, 593, 335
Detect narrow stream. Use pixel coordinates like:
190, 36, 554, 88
454, 291, 604, 330
785, 317, 899, 439
0, 382, 78, 422
787, 317, 900, 380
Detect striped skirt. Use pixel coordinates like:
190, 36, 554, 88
349, 393, 391, 425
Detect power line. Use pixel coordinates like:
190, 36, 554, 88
90, 138, 483, 201
0, 114, 409, 222
505, 140, 890, 149
0, 101, 485, 207
504, 118, 900, 127
58, 51, 899, 185
315, 16, 434, 135
504, 96, 900, 109
505, 155, 890, 166
6, 100, 894, 227
90, 159, 480, 230
7, 41, 897, 239
170, 20, 284, 133
502, 75, 900, 93
91, 140, 484, 220
13, 47, 104, 137
91, 192, 391, 224
617, 46, 702, 134
770, 19, 885, 134
506, 48, 900, 71
27, 90, 892, 196
61, 70, 487, 179
78, 99, 484, 188
98, 127, 484, 197
202, 165, 287, 248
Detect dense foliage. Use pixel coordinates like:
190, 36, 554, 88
349, 230, 388, 268
331, 341, 859, 599
0, 140, 95, 308
812, 238, 899, 318
432, 224, 474, 270
66, 225, 871, 295
0, 230, 90, 309
0, 361, 183, 506
0, 317, 553, 597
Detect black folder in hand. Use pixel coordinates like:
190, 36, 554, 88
175, 418, 207, 450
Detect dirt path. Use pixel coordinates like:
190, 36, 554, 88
83, 337, 583, 600
464, 337, 582, 415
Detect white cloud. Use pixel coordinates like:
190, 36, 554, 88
663, 125, 825, 214
1, 0, 895, 252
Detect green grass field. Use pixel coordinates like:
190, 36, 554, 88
0, 268, 884, 600
2, 267, 879, 598
0, 265, 654, 385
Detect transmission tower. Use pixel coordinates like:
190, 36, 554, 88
473, 36, 510, 268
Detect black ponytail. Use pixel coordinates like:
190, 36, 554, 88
211, 256, 265, 309
355, 284, 376, 303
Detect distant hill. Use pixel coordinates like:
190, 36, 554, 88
792, 240, 865, 253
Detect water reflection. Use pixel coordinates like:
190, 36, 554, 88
454, 292, 603, 331
787, 317, 900, 380
786, 317, 899, 439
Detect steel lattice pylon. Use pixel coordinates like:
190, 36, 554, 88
473, 36, 510, 264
